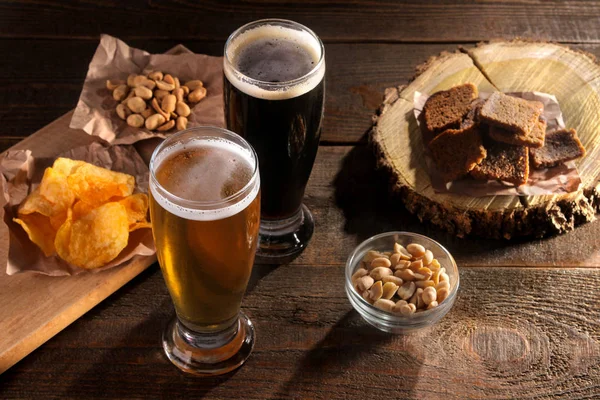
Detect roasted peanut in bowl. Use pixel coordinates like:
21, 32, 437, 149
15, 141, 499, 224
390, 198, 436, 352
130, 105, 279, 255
345, 231, 459, 333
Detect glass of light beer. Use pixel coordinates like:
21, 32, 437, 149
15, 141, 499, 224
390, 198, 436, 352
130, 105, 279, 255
149, 126, 260, 375
223, 19, 325, 262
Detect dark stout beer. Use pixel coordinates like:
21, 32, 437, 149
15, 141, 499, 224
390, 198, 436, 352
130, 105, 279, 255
150, 136, 260, 332
224, 22, 325, 221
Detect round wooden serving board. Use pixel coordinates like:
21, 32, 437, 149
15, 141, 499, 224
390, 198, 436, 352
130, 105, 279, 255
371, 41, 600, 239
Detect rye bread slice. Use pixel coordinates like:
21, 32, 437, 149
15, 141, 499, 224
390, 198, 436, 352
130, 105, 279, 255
422, 83, 479, 134
488, 117, 547, 148
428, 125, 487, 182
530, 128, 586, 168
459, 99, 485, 130
480, 92, 541, 135
471, 135, 529, 186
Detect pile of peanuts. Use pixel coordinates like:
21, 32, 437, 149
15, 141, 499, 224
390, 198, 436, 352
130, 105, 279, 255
106, 72, 207, 132
352, 242, 451, 315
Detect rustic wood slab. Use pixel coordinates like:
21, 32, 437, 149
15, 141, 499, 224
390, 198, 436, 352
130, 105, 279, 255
0, 113, 156, 374
372, 42, 600, 239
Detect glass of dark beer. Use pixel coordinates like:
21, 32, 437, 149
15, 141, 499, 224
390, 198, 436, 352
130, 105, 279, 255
223, 19, 325, 262
149, 126, 261, 375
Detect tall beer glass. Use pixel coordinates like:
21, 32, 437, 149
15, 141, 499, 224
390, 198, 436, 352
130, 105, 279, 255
149, 126, 260, 375
223, 19, 325, 262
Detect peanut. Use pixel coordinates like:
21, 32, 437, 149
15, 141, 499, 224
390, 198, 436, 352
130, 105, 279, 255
368, 281, 383, 302
154, 89, 169, 101
351, 268, 369, 284
163, 74, 175, 85
415, 280, 435, 289
409, 287, 423, 305
116, 104, 130, 120
148, 71, 163, 81
423, 250, 434, 266
141, 108, 154, 119
134, 86, 153, 100
437, 288, 449, 303
393, 260, 411, 270
389, 253, 401, 267
422, 287, 437, 305
393, 243, 412, 260
176, 116, 188, 131
409, 259, 423, 272
397, 281, 416, 300
398, 303, 416, 316
436, 280, 450, 291
162, 94, 177, 114
407, 243, 426, 258
427, 301, 439, 310
363, 250, 385, 264
373, 299, 395, 313
381, 282, 399, 300
370, 266, 392, 281
151, 97, 170, 120
127, 74, 137, 87
155, 80, 175, 91
145, 113, 166, 130
126, 114, 145, 128
106, 79, 125, 91
112, 85, 129, 101
356, 275, 374, 292
126, 97, 146, 114
395, 268, 415, 281
188, 87, 207, 102
371, 257, 391, 268
176, 101, 191, 117
185, 80, 204, 91
157, 120, 176, 132
132, 75, 149, 88
381, 275, 403, 286
173, 87, 185, 103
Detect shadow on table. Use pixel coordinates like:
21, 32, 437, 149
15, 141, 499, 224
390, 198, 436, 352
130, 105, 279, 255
275, 310, 423, 398
332, 132, 535, 259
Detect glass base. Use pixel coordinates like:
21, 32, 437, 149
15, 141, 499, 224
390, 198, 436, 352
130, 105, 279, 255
256, 203, 314, 264
162, 311, 255, 376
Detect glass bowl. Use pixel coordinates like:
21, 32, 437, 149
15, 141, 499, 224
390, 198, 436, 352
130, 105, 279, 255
345, 231, 459, 333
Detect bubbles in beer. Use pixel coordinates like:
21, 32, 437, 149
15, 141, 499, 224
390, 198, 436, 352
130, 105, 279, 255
236, 38, 316, 83
151, 139, 259, 221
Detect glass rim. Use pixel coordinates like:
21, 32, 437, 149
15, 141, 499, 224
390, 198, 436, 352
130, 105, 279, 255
223, 18, 326, 90
149, 125, 260, 209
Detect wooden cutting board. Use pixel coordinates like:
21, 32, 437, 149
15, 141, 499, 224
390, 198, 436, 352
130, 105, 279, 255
372, 41, 600, 239
0, 111, 157, 374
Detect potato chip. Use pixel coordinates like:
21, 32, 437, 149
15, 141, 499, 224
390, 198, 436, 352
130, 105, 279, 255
119, 193, 149, 226
66, 163, 135, 206
14, 213, 57, 256
52, 158, 86, 176
71, 200, 97, 220
18, 187, 54, 216
55, 202, 130, 269
129, 221, 152, 232
39, 167, 75, 210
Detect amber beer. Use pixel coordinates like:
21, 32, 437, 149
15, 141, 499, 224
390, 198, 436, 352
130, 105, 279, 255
149, 127, 260, 375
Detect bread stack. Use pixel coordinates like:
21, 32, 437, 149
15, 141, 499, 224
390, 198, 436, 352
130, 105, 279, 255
420, 84, 586, 185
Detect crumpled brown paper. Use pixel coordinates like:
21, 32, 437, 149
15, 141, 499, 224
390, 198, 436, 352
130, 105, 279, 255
1, 142, 155, 276
414, 91, 582, 196
70, 34, 225, 145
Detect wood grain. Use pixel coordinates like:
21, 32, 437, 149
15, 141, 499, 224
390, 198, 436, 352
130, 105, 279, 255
0, 114, 156, 374
2, 1, 600, 43
1, 265, 599, 398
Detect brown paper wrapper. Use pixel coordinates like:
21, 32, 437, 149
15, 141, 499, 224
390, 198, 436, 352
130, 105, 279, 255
70, 34, 225, 145
414, 91, 582, 196
1, 142, 155, 276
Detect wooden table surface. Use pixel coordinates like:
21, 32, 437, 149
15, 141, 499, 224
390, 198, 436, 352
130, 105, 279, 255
2, 1, 600, 398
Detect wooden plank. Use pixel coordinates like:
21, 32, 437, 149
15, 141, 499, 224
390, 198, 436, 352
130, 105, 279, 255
5, 112, 600, 268
2, 265, 599, 398
0, 114, 157, 374
4, 41, 600, 145
1, 1, 600, 43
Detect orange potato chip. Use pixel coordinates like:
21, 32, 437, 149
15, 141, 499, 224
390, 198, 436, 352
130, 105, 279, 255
52, 158, 86, 176
39, 167, 75, 210
14, 213, 57, 256
55, 202, 130, 269
129, 221, 152, 232
66, 163, 135, 206
71, 200, 97, 220
18, 187, 54, 216
119, 193, 149, 226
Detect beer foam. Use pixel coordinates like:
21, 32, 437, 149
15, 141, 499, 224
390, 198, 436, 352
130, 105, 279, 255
150, 139, 260, 222
224, 24, 325, 100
